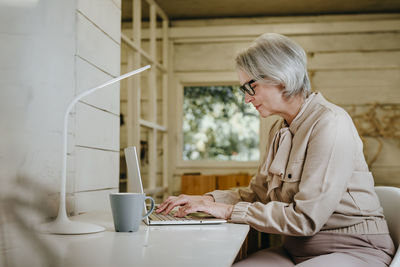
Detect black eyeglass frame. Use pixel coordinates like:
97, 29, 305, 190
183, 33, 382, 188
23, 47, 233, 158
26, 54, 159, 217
239, 79, 257, 96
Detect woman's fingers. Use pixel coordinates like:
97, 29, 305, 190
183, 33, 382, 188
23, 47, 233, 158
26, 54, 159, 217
155, 197, 171, 213
175, 202, 233, 220
175, 204, 197, 217
155, 194, 214, 215
175, 201, 209, 217
156, 195, 189, 215
156, 196, 177, 213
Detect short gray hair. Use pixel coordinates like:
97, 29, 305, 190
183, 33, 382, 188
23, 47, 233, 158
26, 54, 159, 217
235, 33, 311, 98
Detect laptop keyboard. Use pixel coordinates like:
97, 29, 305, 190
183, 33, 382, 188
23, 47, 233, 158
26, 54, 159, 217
149, 213, 190, 221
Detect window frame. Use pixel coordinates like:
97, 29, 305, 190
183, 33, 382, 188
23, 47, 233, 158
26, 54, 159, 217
175, 72, 265, 169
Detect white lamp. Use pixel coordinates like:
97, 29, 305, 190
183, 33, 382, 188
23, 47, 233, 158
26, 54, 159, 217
39, 65, 151, 234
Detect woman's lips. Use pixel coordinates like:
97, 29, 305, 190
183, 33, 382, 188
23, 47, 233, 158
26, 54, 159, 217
255, 104, 262, 110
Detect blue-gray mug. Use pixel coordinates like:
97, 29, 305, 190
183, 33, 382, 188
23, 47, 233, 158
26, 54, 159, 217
109, 193, 155, 232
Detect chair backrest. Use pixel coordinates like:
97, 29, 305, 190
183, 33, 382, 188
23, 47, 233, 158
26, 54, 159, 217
375, 186, 400, 267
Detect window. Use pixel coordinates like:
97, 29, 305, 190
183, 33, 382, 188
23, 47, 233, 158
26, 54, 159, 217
183, 85, 259, 161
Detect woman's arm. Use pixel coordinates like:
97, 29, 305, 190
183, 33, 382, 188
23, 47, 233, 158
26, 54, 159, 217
156, 118, 283, 219
207, 118, 284, 205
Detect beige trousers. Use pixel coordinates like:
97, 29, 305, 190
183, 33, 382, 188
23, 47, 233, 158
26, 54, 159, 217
233, 232, 395, 267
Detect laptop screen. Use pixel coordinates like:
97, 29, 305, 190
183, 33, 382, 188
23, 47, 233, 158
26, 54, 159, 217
124, 146, 144, 194
124, 146, 150, 224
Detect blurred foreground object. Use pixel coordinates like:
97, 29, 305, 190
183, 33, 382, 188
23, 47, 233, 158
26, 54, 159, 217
0, 176, 58, 267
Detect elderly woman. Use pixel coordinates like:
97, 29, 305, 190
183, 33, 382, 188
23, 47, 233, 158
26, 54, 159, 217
156, 33, 395, 266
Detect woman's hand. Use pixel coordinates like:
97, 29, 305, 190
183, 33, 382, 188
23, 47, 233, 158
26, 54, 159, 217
156, 194, 213, 215
156, 194, 233, 220
175, 200, 233, 220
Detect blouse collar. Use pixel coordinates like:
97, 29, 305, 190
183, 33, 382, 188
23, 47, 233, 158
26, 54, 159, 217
288, 92, 320, 135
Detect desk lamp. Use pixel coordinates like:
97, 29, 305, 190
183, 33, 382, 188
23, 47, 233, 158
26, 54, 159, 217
39, 65, 151, 234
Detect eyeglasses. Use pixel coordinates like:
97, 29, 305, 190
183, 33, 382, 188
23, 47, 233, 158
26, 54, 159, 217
239, 79, 256, 96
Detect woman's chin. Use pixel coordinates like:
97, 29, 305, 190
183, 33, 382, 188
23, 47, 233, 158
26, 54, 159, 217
258, 110, 270, 118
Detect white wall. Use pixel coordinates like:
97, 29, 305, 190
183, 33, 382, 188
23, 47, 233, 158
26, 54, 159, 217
0, 0, 76, 210
73, 0, 121, 213
0, 0, 121, 216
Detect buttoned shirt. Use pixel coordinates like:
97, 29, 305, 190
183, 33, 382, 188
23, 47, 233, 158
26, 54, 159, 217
208, 93, 389, 236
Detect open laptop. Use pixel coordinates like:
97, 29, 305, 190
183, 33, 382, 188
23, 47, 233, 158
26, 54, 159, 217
124, 146, 227, 225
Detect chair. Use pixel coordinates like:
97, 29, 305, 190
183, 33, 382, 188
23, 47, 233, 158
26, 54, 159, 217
375, 186, 400, 267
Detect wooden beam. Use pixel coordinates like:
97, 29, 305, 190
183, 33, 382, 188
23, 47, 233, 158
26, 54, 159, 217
145, 0, 168, 21
141, 19, 400, 40
127, 0, 142, 192
121, 33, 167, 72
148, 3, 157, 190
176, 71, 238, 84
140, 119, 167, 131
162, 19, 169, 193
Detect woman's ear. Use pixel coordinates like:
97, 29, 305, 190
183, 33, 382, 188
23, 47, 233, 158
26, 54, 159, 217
278, 84, 287, 96
279, 84, 293, 100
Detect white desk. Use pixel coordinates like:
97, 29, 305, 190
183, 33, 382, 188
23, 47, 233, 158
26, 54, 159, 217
2, 211, 249, 267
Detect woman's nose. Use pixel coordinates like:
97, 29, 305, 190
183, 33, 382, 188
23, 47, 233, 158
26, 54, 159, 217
244, 93, 253, 103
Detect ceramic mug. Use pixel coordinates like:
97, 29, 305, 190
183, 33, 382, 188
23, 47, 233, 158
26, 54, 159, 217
109, 193, 155, 232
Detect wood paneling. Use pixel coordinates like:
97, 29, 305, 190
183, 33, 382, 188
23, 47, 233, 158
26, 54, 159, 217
169, 14, 400, 28
174, 42, 249, 72
293, 33, 400, 53
74, 188, 118, 214
171, 15, 400, 189
71, 0, 121, 214
0, 1, 121, 217
145, 19, 400, 39
76, 57, 120, 115
181, 174, 252, 195
308, 51, 400, 70
112, 0, 121, 9
75, 102, 120, 151
181, 175, 216, 195
77, 0, 121, 43
312, 70, 400, 88
174, 41, 400, 72
74, 147, 119, 192
76, 12, 120, 76
0, 1, 76, 209
318, 87, 400, 105
217, 174, 252, 190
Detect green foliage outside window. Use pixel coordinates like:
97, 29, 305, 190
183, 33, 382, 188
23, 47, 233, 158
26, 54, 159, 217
183, 85, 259, 161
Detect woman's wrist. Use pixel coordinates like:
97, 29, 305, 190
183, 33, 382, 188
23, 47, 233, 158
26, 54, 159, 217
203, 195, 215, 202
225, 204, 234, 220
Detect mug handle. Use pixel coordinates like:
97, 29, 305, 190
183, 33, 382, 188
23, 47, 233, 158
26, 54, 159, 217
142, 196, 155, 219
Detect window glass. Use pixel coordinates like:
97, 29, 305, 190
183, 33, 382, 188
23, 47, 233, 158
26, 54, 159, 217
183, 85, 259, 161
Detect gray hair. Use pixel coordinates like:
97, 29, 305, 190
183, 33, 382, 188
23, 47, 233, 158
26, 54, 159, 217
235, 33, 311, 98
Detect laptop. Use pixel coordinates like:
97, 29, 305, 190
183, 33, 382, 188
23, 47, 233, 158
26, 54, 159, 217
124, 146, 227, 225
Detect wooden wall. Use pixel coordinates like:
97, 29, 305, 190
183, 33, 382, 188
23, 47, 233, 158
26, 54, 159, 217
0, 1, 77, 210
0, 0, 122, 216
72, 0, 122, 214
181, 174, 252, 195
120, 38, 165, 193
165, 13, 400, 194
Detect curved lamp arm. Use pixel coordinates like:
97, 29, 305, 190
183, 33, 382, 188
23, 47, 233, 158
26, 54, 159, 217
41, 65, 151, 234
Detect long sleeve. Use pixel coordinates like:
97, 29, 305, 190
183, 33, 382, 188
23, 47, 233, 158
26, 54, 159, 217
206, 118, 284, 205
230, 111, 356, 236
206, 173, 266, 205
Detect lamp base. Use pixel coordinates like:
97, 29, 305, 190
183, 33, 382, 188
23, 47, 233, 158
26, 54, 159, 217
38, 217, 105, 235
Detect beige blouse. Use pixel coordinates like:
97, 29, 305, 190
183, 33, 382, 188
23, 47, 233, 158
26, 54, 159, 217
208, 93, 389, 236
